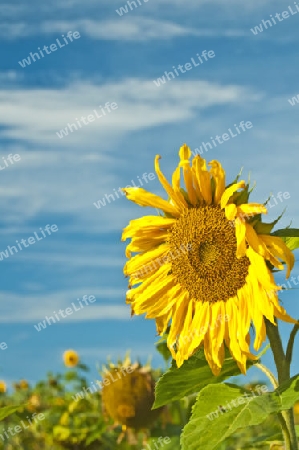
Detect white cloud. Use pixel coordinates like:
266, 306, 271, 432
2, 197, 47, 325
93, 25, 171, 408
0, 18, 196, 41
42, 17, 193, 41
0, 290, 128, 323
0, 78, 258, 232
0, 79, 255, 146
0, 71, 20, 82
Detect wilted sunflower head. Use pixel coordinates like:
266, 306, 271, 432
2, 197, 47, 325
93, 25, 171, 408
63, 349, 79, 368
122, 145, 297, 375
101, 356, 162, 429
0, 381, 6, 393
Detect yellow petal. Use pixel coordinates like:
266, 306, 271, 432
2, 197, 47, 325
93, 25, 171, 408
191, 158, 204, 202
184, 165, 198, 206
237, 203, 267, 219
171, 165, 189, 207
155, 155, 187, 210
209, 160, 226, 204
124, 244, 169, 277
125, 233, 169, 257
209, 302, 226, 367
156, 310, 172, 335
179, 143, 192, 163
167, 292, 189, 359
225, 203, 237, 221
122, 187, 180, 217
132, 270, 174, 313
193, 156, 212, 204
273, 302, 298, 324
247, 265, 275, 324
225, 298, 245, 366
122, 215, 175, 241
245, 224, 283, 269
186, 301, 210, 355
245, 223, 268, 258
237, 287, 251, 344
220, 181, 246, 209
178, 144, 198, 206
126, 263, 170, 300
235, 218, 247, 257
259, 235, 295, 279
178, 299, 194, 359
246, 246, 280, 292
145, 284, 181, 318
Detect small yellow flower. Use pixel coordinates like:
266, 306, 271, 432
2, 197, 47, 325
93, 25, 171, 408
27, 395, 40, 412
63, 349, 79, 368
0, 381, 6, 393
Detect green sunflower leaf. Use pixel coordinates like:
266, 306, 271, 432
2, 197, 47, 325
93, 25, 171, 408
271, 228, 299, 251
181, 374, 299, 450
253, 209, 286, 235
282, 237, 299, 251
155, 338, 172, 363
153, 349, 254, 409
272, 228, 299, 238
232, 184, 250, 206
0, 404, 25, 421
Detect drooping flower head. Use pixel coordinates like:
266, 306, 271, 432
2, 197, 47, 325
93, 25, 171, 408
63, 349, 79, 368
122, 145, 296, 375
101, 356, 161, 430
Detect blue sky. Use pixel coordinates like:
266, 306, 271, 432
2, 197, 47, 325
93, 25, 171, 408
0, 0, 298, 388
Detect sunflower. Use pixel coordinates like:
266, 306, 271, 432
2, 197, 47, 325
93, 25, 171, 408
122, 144, 297, 375
19, 379, 29, 389
101, 356, 161, 430
63, 349, 79, 368
0, 380, 6, 393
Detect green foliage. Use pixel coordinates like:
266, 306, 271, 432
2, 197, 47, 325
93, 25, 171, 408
0, 358, 298, 449
181, 374, 299, 450
272, 228, 299, 251
0, 404, 24, 421
155, 336, 172, 364
153, 348, 253, 409
253, 209, 285, 234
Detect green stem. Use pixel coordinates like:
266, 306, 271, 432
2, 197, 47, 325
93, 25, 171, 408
255, 362, 278, 389
255, 362, 291, 448
265, 319, 298, 450
286, 321, 299, 366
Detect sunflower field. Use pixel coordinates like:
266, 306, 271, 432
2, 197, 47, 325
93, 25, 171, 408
1, 146, 299, 449
0, 347, 299, 450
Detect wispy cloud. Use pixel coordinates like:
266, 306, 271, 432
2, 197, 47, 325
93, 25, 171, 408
0, 79, 255, 146
0, 18, 196, 41
0, 290, 128, 323
42, 18, 194, 41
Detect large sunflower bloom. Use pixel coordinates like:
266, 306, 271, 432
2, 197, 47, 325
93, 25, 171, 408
122, 145, 296, 375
